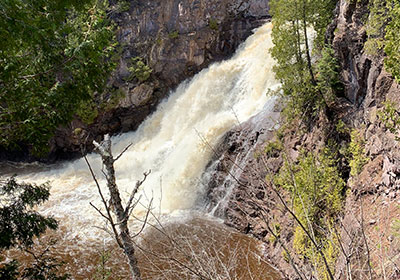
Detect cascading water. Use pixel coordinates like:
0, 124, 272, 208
206, 97, 280, 217
2, 22, 281, 279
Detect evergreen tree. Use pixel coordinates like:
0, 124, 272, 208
384, 2, 400, 82
269, 0, 337, 117
0, 177, 67, 279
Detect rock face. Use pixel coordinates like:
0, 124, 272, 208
206, 0, 400, 279
330, 0, 400, 206
330, 2, 400, 279
205, 98, 280, 217
44, 0, 270, 161
330, 0, 399, 107
206, 107, 334, 279
114, 0, 270, 86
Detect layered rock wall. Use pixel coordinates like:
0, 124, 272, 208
206, 0, 400, 279
49, 0, 270, 161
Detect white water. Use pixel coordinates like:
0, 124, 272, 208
11, 22, 279, 242
208, 97, 280, 217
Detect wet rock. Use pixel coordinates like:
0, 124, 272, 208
118, 84, 154, 108
205, 98, 280, 215
3, 0, 271, 162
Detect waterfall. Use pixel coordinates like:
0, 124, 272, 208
207, 97, 280, 217
9, 22, 279, 242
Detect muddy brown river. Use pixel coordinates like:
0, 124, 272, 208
2, 22, 281, 279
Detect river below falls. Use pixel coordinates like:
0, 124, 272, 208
1, 22, 282, 279
6, 216, 281, 279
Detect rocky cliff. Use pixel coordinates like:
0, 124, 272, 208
47, 0, 270, 161
207, 0, 400, 279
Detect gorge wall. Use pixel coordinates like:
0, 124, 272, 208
48, 0, 270, 161
207, 0, 400, 279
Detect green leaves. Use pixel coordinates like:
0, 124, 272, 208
377, 100, 400, 134
0, 0, 116, 156
316, 46, 343, 102
127, 57, 153, 82
0, 177, 57, 250
348, 129, 369, 177
365, 0, 400, 82
0, 177, 68, 279
275, 149, 345, 279
269, 0, 338, 120
384, 2, 400, 82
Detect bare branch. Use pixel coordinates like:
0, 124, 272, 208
92, 225, 114, 239
114, 143, 133, 162
229, 106, 242, 129
84, 155, 123, 249
90, 202, 111, 222
93, 134, 112, 158
124, 170, 151, 218
132, 198, 153, 238
90, 135, 143, 279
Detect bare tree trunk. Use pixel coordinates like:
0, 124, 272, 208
93, 135, 142, 280
302, 0, 317, 87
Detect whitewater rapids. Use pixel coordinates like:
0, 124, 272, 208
9, 22, 279, 242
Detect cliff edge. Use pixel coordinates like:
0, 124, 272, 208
207, 1, 400, 279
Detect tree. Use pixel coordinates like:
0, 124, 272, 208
85, 135, 150, 280
0, 0, 116, 156
269, 0, 337, 117
383, 2, 400, 82
364, 0, 400, 83
0, 177, 68, 279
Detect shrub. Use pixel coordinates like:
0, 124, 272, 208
383, 3, 400, 82
0, 0, 117, 156
275, 149, 345, 278
348, 129, 369, 177
128, 57, 152, 82
268, 223, 281, 244
209, 18, 219, 30
112, 0, 130, 13
168, 30, 179, 39
264, 140, 283, 157
104, 88, 126, 111
365, 0, 400, 81
0, 177, 67, 279
76, 99, 99, 124
364, 0, 387, 55
335, 119, 349, 134
316, 46, 344, 100
377, 100, 400, 133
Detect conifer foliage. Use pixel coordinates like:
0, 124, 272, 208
0, 177, 67, 279
269, 0, 338, 117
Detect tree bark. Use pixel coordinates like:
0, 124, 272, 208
93, 135, 141, 280
302, 0, 317, 87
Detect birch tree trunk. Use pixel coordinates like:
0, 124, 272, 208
93, 135, 141, 280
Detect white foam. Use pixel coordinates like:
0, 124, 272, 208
14, 23, 279, 241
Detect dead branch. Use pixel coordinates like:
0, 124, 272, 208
87, 134, 151, 280
124, 171, 151, 218
84, 155, 123, 249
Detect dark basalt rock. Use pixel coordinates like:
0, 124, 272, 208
2, 0, 271, 162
